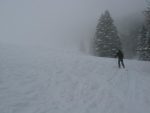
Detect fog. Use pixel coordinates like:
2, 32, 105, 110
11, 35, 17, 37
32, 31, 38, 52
0, 0, 146, 53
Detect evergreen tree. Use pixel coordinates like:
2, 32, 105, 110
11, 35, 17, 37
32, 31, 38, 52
94, 10, 122, 57
136, 3, 150, 61
145, 8, 150, 60
136, 25, 148, 60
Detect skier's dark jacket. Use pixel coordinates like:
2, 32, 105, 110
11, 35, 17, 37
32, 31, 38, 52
115, 50, 124, 59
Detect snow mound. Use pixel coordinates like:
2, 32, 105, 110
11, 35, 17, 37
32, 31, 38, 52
0, 44, 150, 113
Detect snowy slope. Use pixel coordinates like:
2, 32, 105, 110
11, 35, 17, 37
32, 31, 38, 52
0, 44, 150, 113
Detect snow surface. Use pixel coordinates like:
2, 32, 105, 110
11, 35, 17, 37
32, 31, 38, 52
0, 43, 150, 113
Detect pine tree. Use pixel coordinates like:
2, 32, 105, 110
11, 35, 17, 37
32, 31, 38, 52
145, 3, 150, 60
94, 10, 122, 57
136, 25, 148, 60
136, 3, 150, 61
145, 27, 150, 60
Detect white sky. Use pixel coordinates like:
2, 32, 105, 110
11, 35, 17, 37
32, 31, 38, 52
0, 0, 146, 49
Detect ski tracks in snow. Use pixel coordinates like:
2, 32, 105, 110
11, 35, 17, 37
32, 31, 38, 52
0, 45, 150, 113
105, 66, 150, 113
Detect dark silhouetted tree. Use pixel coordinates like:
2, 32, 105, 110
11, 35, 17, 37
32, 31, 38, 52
136, 3, 150, 61
136, 25, 149, 60
94, 10, 122, 58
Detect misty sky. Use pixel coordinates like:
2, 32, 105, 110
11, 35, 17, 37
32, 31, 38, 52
0, 0, 146, 50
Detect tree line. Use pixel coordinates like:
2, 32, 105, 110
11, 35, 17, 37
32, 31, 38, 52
93, 4, 150, 61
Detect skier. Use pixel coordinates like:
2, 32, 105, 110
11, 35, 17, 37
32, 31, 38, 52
115, 50, 125, 68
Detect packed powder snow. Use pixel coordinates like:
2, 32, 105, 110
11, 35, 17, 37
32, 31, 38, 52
0, 44, 150, 113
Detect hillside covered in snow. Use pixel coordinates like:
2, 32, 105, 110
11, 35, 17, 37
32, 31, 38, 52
0, 43, 150, 113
